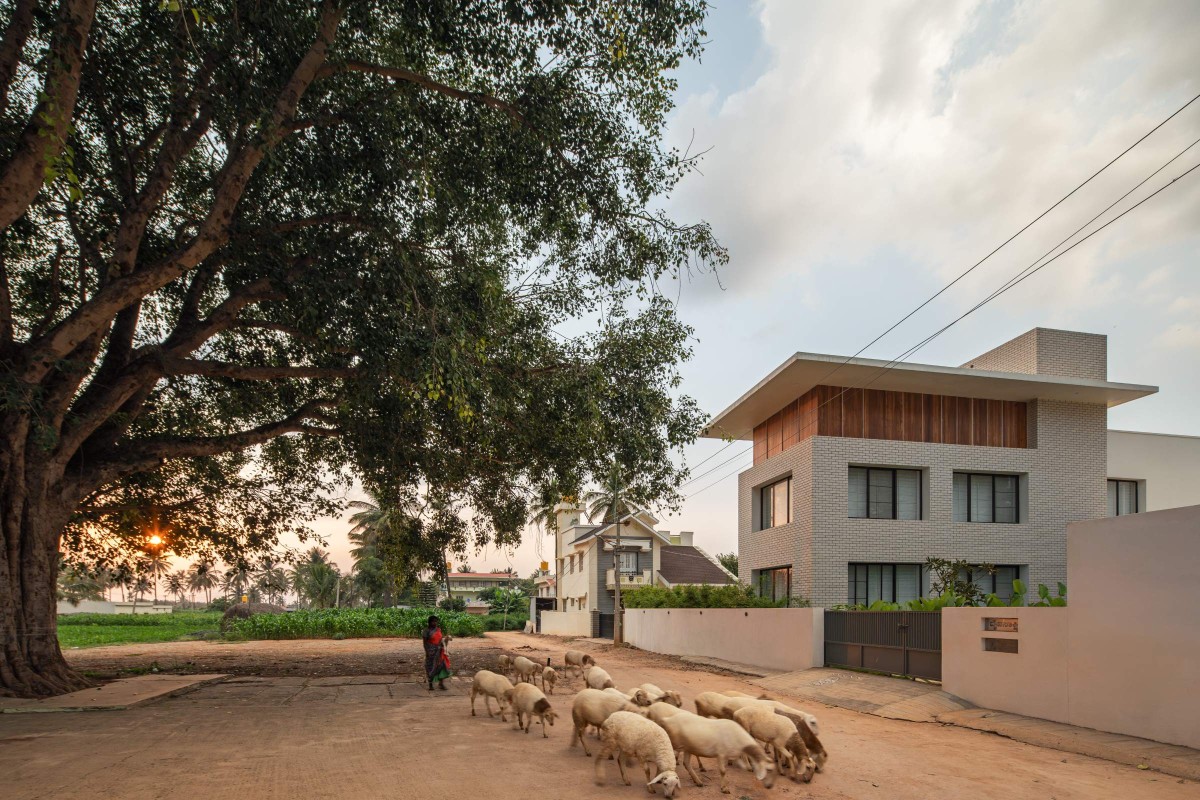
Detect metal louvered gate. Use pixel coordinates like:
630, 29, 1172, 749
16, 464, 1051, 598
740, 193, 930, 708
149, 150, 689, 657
824, 611, 941, 681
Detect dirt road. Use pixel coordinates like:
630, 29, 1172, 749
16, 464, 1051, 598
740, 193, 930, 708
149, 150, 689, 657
0, 632, 1188, 800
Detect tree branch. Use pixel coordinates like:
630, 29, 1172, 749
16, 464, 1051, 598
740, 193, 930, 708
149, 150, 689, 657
326, 60, 529, 128
0, 0, 97, 232
78, 400, 341, 492
160, 356, 356, 382
0, 0, 37, 116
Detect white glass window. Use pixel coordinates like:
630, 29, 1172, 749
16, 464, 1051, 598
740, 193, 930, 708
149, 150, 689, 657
848, 562, 922, 605
955, 472, 1021, 524
760, 477, 791, 529
868, 470, 894, 519
896, 470, 921, 520
618, 552, 638, 574
848, 467, 868, 518
849, 467, 922, 520
953, 472, 969, 522
970, 475, 993, 522
1108, 479, 1138, 516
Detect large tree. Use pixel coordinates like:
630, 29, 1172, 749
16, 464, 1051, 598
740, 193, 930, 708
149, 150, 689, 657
0, 0, 722, 696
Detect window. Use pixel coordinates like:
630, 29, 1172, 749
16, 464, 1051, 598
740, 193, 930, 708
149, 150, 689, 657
759, 477, 791, 529
967, 565, 1022, 602
618, 551, 638, 574
1107, 479, 1138, 516
848, 467, 922, 520
953, 473, 1019, 523
848, 563, 922, 606
757, 566, 792, 603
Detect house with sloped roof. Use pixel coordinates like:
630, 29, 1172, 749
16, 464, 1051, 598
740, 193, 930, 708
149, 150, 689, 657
546, 502, 734, 637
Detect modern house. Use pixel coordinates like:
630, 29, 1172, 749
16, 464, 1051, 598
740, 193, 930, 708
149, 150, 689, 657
545, 503, 735, 637
445, 571, 517, 614
705, 328, 1200, 608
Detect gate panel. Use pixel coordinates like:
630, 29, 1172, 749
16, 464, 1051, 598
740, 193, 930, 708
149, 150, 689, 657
824, 610, 942, 680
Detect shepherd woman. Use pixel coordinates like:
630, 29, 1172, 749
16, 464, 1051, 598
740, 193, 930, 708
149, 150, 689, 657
423, 615, 452, 691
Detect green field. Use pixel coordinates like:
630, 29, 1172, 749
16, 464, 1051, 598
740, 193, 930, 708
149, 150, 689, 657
57, 611, 223, 649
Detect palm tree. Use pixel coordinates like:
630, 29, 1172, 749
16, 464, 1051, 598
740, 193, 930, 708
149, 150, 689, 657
583, 470, 639, 523
255, 558, 290, 606
529, 483, 565, 534
164, 571, 188, 607
187, 561, 222, 606
223, 564, 254, 602
291, 548, 341, 609
348, 511, 394, 607
140, 552, 171, 603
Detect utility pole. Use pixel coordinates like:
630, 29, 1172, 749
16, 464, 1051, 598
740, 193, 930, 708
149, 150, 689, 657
610, 461, 624, 645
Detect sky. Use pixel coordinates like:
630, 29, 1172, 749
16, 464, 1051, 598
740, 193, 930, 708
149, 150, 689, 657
305, 0, 1200, 578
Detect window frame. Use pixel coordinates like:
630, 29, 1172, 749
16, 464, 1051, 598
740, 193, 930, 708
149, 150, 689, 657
954, 472, 1021, 524
757, 565, 792, 603
847, 562, 923, 606
617, 551, 639, 575
848, 467, 922, 520
759, 477, 792, 529
1107, 479, 1139, 516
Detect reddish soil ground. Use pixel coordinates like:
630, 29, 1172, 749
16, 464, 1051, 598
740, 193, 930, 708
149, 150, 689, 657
0, 632, 1188, 800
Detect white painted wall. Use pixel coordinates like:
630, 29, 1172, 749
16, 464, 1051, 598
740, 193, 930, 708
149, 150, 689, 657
539, 610, 592, 637
943, 505, 1200, 749
1108, 430, 1200, 511
624, 608, 824, 673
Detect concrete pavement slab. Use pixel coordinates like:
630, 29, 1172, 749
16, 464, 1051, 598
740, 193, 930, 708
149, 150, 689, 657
1, 674, 227, 713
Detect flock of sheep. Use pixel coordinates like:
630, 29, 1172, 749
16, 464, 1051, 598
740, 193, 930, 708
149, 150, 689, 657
469, 649, 828, 797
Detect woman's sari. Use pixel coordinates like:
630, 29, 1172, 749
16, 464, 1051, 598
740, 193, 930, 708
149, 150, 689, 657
423, 626, 452, 683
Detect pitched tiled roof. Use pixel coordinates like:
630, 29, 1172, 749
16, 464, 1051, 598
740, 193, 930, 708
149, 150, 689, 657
658, 546, 734, 586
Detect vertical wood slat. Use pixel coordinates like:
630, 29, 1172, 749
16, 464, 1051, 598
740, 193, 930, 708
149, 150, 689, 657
752, 387, 1029, 465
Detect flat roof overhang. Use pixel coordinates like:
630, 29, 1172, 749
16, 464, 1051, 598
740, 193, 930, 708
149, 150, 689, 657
704, 352, 1158, 441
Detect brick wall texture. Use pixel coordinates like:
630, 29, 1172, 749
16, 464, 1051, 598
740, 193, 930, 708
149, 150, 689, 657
961, 327, 1107, 381
738, 329, 1110, 607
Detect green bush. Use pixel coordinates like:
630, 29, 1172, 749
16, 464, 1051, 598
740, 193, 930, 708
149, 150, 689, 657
58, 611, 222, 627
480, 613, 529, 631
622, 583, 788, 609
228, 607, 484, 640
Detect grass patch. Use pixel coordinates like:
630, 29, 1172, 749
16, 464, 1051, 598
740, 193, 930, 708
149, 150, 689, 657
229, 607, 485, 640
57, 611, 222, 649
480, 613, 528, 631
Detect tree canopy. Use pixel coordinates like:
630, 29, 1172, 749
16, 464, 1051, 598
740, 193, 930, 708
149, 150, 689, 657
0, 0, 722, 696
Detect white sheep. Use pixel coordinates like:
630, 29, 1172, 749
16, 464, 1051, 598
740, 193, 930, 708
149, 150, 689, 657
654, 711, 775, 794
512, 655, 541, 684
564, 649, 595, 676
570, 688, 646, 756
594, 711, 682, 797
470, 670, 515, 721
604, 686, 651, 706
511, 682, 558, 738
716, 693, 826, 773
497, 654, 514, 677
584, 664, 616, 690
645, 703, 710, 783
732, 704, 816, 783
541, 666, 558, 695
638, 682, 683, 707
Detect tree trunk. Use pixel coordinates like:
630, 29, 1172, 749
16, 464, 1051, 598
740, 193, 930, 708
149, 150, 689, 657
0, 454, 93, 697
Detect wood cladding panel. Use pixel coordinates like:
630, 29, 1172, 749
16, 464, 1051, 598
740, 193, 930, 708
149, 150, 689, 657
752, 385, 1029, 464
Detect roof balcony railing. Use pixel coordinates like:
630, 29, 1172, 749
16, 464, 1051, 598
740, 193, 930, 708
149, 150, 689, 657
606, 568, 652, 590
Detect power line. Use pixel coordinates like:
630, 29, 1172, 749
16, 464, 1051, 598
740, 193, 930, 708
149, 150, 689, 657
693, 91, 1200, 464
683, 146, 1200, 503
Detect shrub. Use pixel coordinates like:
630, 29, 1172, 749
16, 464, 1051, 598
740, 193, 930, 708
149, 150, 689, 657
57, 611, 222, 627
480, 613, 529, 632
438, 596, 467, 612
228, 607, 484, 640
622, 583, 788, 609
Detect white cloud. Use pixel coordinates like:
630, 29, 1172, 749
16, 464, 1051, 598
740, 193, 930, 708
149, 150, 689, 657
1154, 323, 1200, 349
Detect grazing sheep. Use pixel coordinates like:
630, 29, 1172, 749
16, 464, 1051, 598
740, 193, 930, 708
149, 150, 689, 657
541, 666, 558, 694
732, 704, 816, 783
584, 664, 616, 690
565, 650, 595, 676
653, 710, 775, 794
645, 703, 710, 783
594, 711, 682, 797
512, 655, 541, 684
470, 670, 515, 721
715, 693, 826, 773
604, 686, 651, 706
570, 688, 646, 756
511, 682, 558, 738
497, 653, 513, 676
638, 682, 683, 708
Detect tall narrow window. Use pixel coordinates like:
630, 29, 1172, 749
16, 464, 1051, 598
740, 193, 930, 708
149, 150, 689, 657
1107, 479, 1138, 516
759, 477, 791, 529
848, 467, 922, 520
618, 551, 638, 574
758, 566, 792, 602
954, 472, 1021, 524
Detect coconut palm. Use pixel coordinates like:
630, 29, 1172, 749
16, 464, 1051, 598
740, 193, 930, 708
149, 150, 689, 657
187, 561, 222, 606
529, 483, 566, 534
164, 571, 188, 607
291, 548, 342, 609
255, 558, 290, 606
222, 564, 254, 602
583, 464, 638, 523
140, 552, 171, 603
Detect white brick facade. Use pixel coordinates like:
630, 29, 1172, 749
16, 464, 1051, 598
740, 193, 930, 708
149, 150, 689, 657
736, 329, 1118, 607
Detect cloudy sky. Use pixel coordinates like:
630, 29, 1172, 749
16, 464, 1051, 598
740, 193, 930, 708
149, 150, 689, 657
310, 0, 1200, 576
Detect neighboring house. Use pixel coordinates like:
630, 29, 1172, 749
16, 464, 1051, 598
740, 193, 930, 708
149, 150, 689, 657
533, 573, 556, 599
705, 328, 1199, 608
550, 504, 733, 637
445, 572, 516, 614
